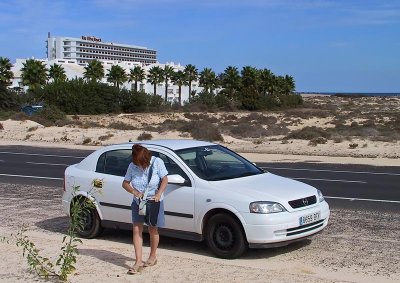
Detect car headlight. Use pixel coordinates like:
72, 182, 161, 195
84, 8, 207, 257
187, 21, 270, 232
249, 201, 287, 214
317, 189, 325, 202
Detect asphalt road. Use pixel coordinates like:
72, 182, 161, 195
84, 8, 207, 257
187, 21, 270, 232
0, 145, 399, 212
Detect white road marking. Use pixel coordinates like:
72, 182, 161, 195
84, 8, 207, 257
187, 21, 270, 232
0, 173, 63, 180
293, 177, 367, 184
325, 196, 400, 204
261, 166, 400, 176
0, 151, 85, 159
26, 161, 70, 166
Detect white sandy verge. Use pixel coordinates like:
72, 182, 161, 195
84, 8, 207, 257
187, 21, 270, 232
0, 116, 399, 166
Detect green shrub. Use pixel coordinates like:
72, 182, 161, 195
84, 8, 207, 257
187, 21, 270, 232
82, 137, 92, 144
10, 112, 29, 121
349, 143, 358, 149
137, 132, 153, 140
0, 85, 20, 110
180, 120, 223, 142
286, 126, 331, 140
37, 105, 66, 123
98, 134, 114, 141
308, 137, 328, 146
229, 123, 267, 138
108, 121, 137, 130
183, 113, 219, 123
28, 126, 38, 132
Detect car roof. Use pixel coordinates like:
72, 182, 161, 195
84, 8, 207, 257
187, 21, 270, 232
114, 139, 217, 151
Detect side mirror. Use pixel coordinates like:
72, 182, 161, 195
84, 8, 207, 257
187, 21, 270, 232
168, 174, 186, 185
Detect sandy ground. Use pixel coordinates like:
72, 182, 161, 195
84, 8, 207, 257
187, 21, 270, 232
0, 183, 399, 283
1, 96, 399, 281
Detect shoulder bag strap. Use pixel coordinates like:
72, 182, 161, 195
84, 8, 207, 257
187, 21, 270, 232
142, 158, 155, 201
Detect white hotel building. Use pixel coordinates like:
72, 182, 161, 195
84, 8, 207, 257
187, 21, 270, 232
47, 34, 157, 66
11, 35, 202, 103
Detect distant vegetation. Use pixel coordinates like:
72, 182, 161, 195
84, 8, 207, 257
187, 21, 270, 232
0, 56, 302, 118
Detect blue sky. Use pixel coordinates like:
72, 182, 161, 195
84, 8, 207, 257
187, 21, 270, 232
1, 0, 399, 92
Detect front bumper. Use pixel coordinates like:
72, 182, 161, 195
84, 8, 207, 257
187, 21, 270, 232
241, 201, 330, 246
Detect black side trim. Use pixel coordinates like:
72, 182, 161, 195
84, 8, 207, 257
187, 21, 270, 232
101, 220, 203, 241
100, 202, 194, 219
100, 202, 131, 210
287, 219, 325, 232
165, 211, 194, 219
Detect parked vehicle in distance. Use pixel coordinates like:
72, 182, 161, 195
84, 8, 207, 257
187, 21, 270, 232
21, 103, 44, 116
62, 140, 330, 258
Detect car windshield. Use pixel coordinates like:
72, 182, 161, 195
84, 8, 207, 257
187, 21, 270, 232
175, 145, 264, 181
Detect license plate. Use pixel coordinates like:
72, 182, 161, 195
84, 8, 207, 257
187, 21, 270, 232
299, 212, 321, 226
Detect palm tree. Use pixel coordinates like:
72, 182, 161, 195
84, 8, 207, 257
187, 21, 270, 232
20, 59, 48, 91
283, 75, 296, 95
258, 68, 274, 96
49, 63, 67, 83
274, 75, 287, 95
184, 64, 198, 102
171, 70, 187, 105
163, 65, 175, 102
241, 66, 260, 89
147, 66, 164, 96
0, 57, 13, 87
220, 66, 241, 100
107, 65, 127, 89
129, 65, 145, 91
199, 68, 218, 94
83, 59, 104, 82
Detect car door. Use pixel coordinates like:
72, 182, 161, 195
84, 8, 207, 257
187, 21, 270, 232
150, 149, 196, 233
93, 148, 133, 224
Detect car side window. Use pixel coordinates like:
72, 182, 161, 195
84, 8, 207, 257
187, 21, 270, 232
96, 149, 132, 177
152, 151, 190, 183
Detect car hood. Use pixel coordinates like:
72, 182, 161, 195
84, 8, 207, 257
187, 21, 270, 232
210, 172, 317, 203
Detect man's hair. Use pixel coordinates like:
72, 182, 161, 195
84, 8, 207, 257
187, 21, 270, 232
132, 144, 151, 169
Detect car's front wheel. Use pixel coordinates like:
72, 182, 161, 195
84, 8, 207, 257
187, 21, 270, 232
205, 213, 247, 259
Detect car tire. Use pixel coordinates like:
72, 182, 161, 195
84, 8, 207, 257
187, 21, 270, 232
205, 213, 247, 259
74, 203, 103, 239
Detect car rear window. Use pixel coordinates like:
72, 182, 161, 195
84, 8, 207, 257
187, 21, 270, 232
96, 149, 131, 177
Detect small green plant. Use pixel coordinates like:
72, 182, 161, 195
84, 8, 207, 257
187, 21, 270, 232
349, 143, 359, 149
253, 139, 263, 145
24, 134, 34, 140
98, 133, 114, 141
308, 137, 328, 146
108, 121, 137, 130
60, 135, 70, 142
82, 137, 92, 145
2, 180, 103, 281
28, 126, 38, 132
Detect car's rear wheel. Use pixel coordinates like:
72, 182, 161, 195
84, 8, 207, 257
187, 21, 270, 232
71, 199, 103, 238
205, 213, 247, 259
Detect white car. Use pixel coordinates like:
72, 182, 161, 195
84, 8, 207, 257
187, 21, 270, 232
62, 140, 330, 258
